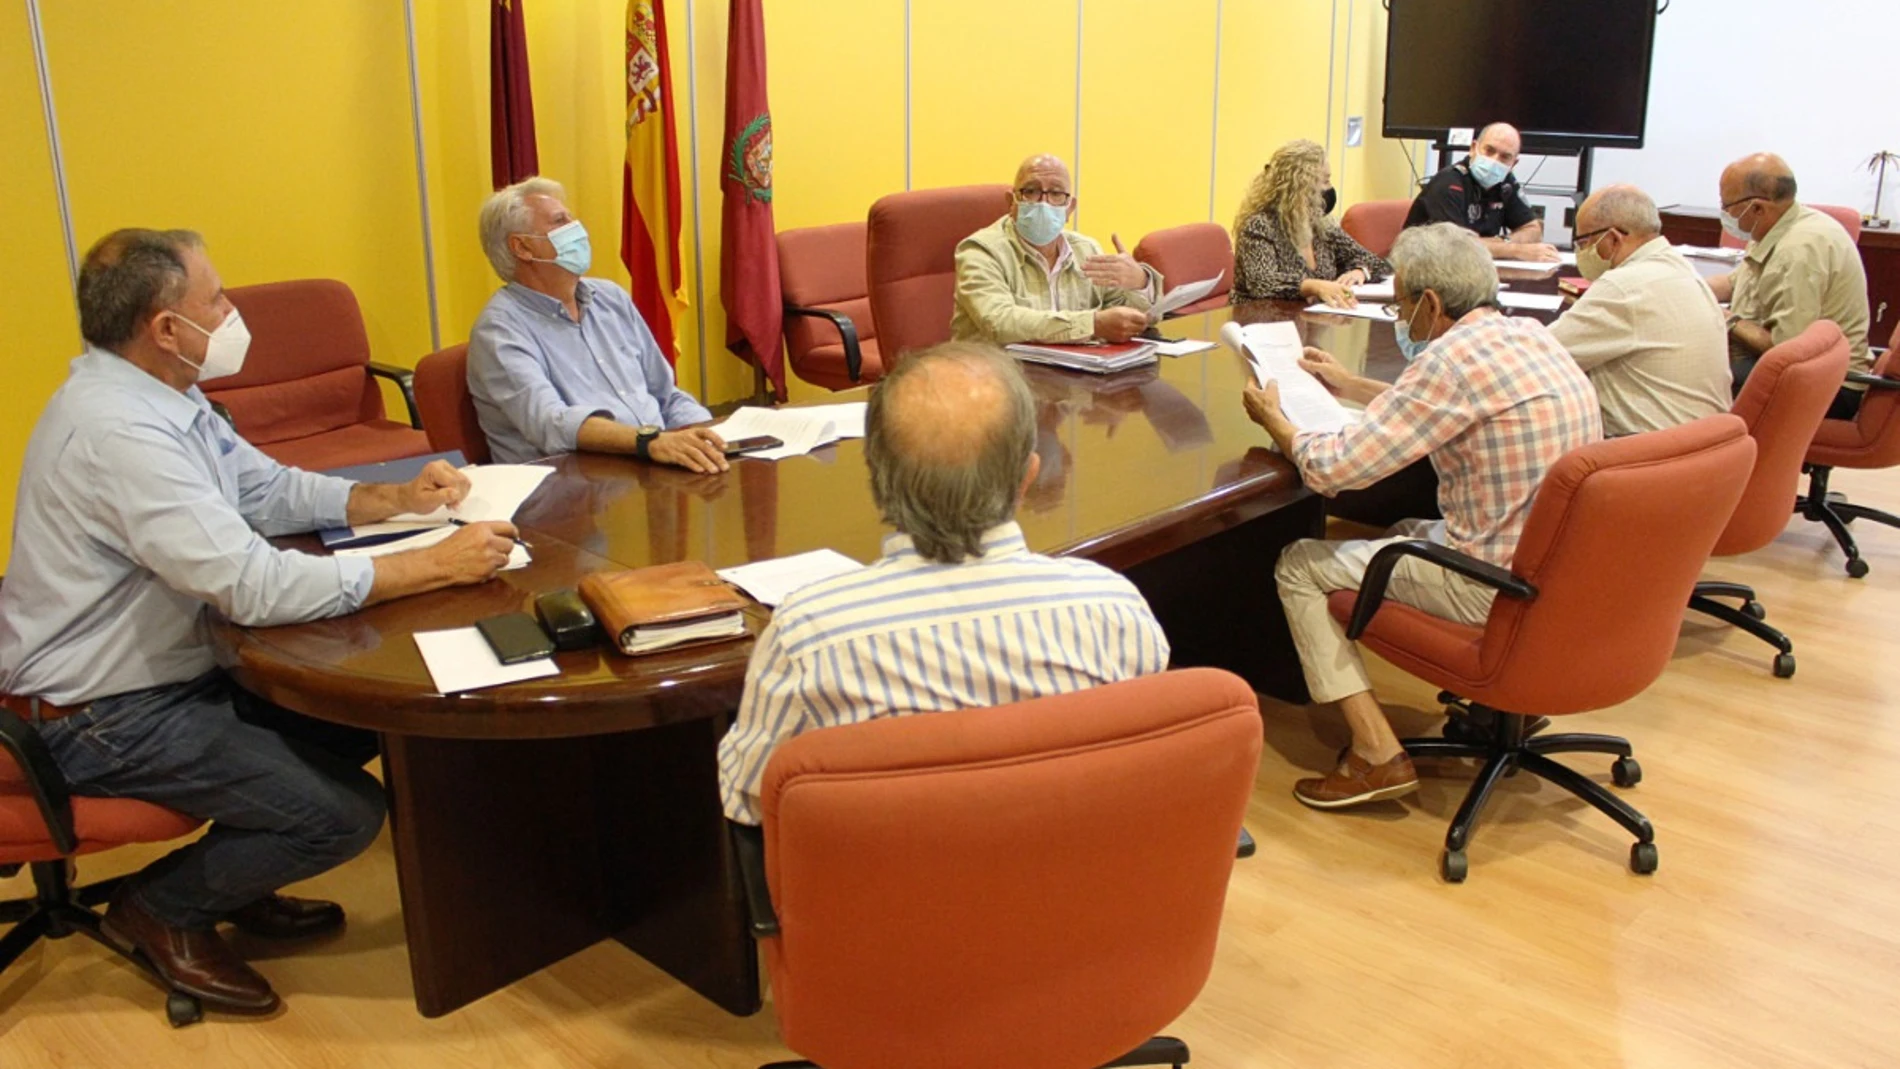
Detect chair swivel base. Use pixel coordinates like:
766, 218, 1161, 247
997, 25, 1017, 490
1798, 466, 1900, 579
0, 863, 204, 1028
1401, 708, 1657, 883
1687, 581, 1796, 678
761, 1036, 1189, 1069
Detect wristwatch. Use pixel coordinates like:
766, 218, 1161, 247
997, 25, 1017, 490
634, 424, 663, 461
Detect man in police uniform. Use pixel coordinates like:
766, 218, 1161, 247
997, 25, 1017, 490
1404, 122, 1560, 263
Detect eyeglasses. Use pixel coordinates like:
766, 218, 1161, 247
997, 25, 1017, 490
1719, 195, 1762, 213
1572, 226, 1617, 246
1379, 303, 1403, 319
1015, 186, 1073, 207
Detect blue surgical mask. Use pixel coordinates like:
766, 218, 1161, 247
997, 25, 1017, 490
1467, 154, 1510, 190
1393, 301, 1431, 363
545, 220, 592, 275
1014, 201, 1067, 247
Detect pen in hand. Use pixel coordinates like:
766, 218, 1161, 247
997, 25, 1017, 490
449, 516, 532, 551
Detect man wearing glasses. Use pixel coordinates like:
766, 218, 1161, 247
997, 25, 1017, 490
1706, 153, 1871, 419
951, 154, 1161, 346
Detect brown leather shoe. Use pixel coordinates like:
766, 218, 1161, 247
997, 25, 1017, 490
228, 895, 346, 940
101, 887, 280, 1015
1294, 750, 1420, 810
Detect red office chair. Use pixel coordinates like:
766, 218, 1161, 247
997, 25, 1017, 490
1719, 203, 1862, 248
1, 706, 208, 1026
1686, 321, 1849, 675
866, 184, 1013, 367
1329, 416, 1755, 881
1340, 200, 1411, 258
209, 280, 432, 470
1797, 322, 1900, 577
732, 668, 1262, 1069
411, 343, 490, 465
778, 222, 883, 390
1132, 224, 1232, 316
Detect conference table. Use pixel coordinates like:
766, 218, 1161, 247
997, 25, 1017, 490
209, 264, 1582, 1019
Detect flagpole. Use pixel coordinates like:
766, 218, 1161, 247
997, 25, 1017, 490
684, 0, 712, 403
26, 0, 78, 291
403, 0, 443, 353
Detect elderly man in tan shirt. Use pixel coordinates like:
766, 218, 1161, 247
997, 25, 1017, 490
1550, 185, 1731, 436
950, 154, 1161, 346
1708, 153, 1870, 419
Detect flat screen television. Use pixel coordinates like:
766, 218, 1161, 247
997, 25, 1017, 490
1382, 0, 1659, 152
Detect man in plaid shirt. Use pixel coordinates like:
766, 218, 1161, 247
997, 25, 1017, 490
1244, 223, 1601, 809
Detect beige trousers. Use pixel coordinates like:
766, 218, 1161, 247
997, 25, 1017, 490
1275, 520, 1497, 705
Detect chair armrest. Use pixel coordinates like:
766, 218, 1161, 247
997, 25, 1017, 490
0, 709, 77, 855
728, 819, 779, 938
1847, 370, 1900, 391
783, 305, 865, 383
1345, 539, 1537, 640
367, 362, 422, 428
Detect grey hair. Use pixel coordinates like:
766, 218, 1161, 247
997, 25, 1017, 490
479, 176, 566, 281
1590, 186, 1662, 236
864, 342, 1037, 564
1390, 223, 1499, 319
1742, 170, 1798, 202
77, 228, 205, 349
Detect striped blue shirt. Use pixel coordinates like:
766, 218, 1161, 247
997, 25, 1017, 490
717, 522, 1171, 823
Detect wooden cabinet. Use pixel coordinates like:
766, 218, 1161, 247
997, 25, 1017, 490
1659, 205, 1898, 348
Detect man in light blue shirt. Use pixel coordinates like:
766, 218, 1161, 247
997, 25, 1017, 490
0, 229, 520, 1016
716, 342, 1171, 824
468, 176, 728, 471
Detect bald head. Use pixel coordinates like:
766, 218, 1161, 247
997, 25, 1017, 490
1474, 123, 1523, 167
1014, 154, 1072, 191
1578, 184, 1661, 239
1721, 152, 1798, 204
865, 343, 1039, 562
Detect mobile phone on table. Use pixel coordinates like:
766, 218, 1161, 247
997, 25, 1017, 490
723, 435, 783, 456
475, 612, 556, 665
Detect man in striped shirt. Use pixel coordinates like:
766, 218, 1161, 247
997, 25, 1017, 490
717, 342, 1171, 824
1243, 224, 1601, 810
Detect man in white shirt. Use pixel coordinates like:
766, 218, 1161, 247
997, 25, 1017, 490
1550, 185, 1732, 436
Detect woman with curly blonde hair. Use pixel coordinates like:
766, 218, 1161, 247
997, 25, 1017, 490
1231, 139, 1389, 306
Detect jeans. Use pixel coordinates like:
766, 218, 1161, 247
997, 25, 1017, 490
37, 671, 386, 930
1732, 352, 1864, 421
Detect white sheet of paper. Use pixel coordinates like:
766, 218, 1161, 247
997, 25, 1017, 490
716, 406, 840, 460
1303, 302, 1398, 322
1491, 259, 1562, 275
1237, 322, 1355, 434
1351, 280, 1395, 301
362, 464, 553, 530
1151, 271, 1226, 317
718, 549, 865, 608
413, 627, 559, 695
795, 402, 867, 438
1151, 338, 1218, 356
1678, 244, 1745, 263
333, 524, 531, 570
1557, 251, 1578, 266
1499, 291, 1566, 312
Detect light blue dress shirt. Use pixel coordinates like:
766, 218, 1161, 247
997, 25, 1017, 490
467, 278, 712, 464
0, 349, 375, 707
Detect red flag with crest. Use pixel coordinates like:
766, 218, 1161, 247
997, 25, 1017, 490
490, 0, 539, 189
718, 0, 784, 399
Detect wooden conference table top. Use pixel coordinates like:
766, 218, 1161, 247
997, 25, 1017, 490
212, 264, 1583, 740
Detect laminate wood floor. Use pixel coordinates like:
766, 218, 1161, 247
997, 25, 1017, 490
5, 470, 1898, 1068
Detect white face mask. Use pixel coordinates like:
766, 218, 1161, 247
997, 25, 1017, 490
168, 308, 251, 382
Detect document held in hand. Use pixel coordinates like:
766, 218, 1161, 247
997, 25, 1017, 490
1150, 270, 1227, 318
578, 561, 750, 655
1220, 321, 1355, 434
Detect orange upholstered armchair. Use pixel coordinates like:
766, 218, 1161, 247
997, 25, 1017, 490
1, 706, 207, 1025
731, 669, 1262, 1069
208, 279, 431, 471
1797, 323, 1900, 577
412, 343, 491, 464
778, 222, 882, 389
1340, 200, 1411, 258
1686, 321, 1848, 676
1328, 416, 1755, 881
866, 184, 1013, 366
1133, 224, 1232, 315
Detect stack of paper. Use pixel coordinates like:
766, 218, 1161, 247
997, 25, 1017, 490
414, 627, 558, 695
1151, 272, 1226, 317
1149, 338, 1218, 356
620, 615, 749, 655
714, 405, 861, 460
1499, 291, 1566, 312
1491, 259, 1562, 275
1006, 340, 1159, 374
333, 523, 531, 570
1351, 280, 1396, 301
1222, 321, 1356, 434
718, 549, 864, 608
322, 463, 551, 565
1678, 245, 1745, 263
1303, 302, 1398, 322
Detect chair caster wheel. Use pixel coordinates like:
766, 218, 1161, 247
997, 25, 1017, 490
1441, 849, 1468, 883
1629, 842, 1659, 875
1740, 601, 1765, 621
1773, 652, 1796, 679
1612, 756, 1642, 788
166, 992, 203, 1028
1847, 558, 1870, 579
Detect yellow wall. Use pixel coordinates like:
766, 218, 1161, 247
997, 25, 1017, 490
1, 0, 1416, 569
